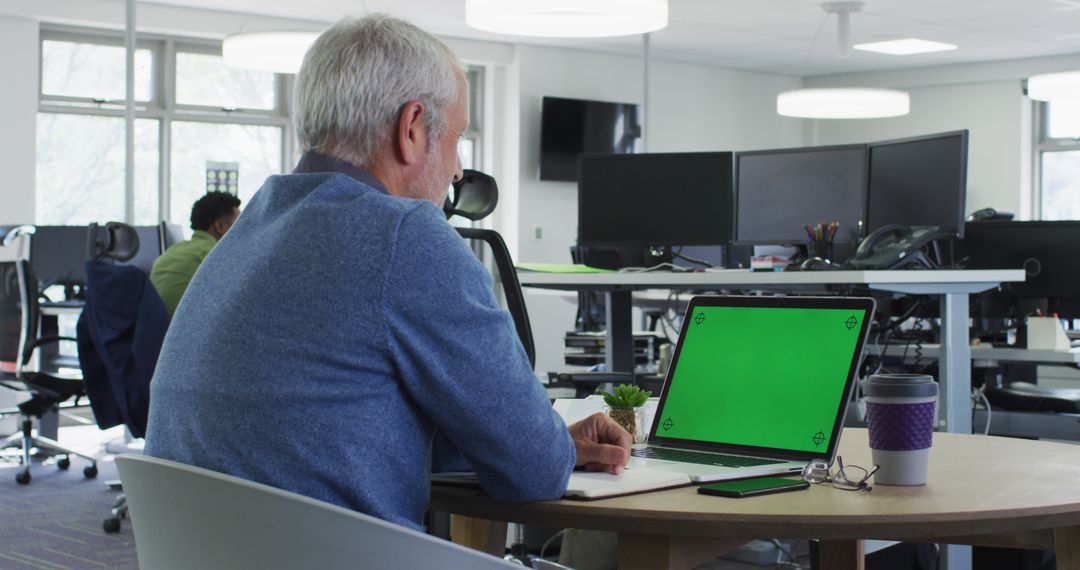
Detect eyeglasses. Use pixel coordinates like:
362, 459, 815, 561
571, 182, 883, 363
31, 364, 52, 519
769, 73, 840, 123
801, 456, 880, 492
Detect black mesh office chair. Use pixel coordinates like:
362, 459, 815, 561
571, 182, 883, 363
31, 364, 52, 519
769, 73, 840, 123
446, 170, 538, 563
445, 170, 534, 364
456, 227, 535, 367
2, 256, 98, 484
80, 222, 170, 533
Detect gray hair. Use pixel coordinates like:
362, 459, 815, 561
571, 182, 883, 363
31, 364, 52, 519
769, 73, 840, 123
294, 15, 464, 167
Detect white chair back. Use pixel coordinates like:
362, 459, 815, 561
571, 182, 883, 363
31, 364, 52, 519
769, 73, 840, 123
116, 454, 518, 570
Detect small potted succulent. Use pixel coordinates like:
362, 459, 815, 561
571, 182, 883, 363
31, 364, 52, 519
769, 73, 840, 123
602, 384, 652, 444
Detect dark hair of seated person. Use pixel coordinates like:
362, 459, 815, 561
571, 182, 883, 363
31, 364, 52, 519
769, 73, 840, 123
190, 192, 242, 232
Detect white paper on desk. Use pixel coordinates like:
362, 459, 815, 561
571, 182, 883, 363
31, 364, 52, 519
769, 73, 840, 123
564, 469, 690, 499
552, 395, 659, 430
433, 469, 690, 500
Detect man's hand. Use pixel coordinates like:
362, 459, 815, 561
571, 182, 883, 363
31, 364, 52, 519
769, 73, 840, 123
568, 412, 632, 474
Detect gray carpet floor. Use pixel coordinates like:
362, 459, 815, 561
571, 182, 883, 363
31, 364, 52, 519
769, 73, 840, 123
0, 429, 138, 570
0, 422, 804, 570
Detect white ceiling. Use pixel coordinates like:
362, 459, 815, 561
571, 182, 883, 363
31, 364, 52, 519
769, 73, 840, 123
145, 0, 1080, 77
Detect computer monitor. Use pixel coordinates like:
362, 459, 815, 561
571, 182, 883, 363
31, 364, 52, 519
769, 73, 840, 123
29, 225, 90, 291
957, 220, 1080, 318
733, 144, 867, 246
31, 225, 162, 296
577, 152, 734, 249
866, 130, 969, 239
159, 221, 185, 252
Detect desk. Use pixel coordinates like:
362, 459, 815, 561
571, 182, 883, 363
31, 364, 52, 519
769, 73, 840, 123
880, 343, 1080, 366
879, 343, 1080, 440
519, 269, 1024, 436
435, 429, 1080, 570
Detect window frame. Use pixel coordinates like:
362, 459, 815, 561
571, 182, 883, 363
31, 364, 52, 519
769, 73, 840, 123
38, 26, 487, 227
37, 25, 294, 225
462, 65, 484, 172
1033, 100, 1080, 219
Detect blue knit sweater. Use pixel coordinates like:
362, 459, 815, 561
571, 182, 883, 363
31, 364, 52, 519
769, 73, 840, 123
144, 166, 575, 530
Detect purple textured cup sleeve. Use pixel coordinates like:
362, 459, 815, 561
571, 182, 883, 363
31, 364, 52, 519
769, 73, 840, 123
867, 401, 935, 451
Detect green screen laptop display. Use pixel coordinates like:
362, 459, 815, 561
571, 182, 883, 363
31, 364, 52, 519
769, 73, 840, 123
653, 301, 869, 455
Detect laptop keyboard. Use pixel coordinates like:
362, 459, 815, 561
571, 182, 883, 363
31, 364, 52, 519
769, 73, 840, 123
632, 447, 784, 468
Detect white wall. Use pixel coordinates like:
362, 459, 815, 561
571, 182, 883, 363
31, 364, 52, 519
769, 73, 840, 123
804, 53, 1080, 221
514, 45, 803, 265
807, 81, 1030, 219
0, 17, 38, 229
510, 45, 803, 375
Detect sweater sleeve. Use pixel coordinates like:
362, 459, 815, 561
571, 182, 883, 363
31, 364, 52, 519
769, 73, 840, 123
382, 203, 575, 502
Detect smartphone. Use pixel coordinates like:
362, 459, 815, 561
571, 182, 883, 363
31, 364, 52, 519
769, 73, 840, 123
697, 477, 809, 498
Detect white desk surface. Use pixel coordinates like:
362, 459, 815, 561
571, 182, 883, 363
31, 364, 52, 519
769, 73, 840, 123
517, 269, 1024, 295
881, 342, 1080, 365
39, 305, 83, 317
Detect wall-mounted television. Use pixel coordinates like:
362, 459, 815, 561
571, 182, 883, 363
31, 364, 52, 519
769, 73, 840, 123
539, 96, 641, 182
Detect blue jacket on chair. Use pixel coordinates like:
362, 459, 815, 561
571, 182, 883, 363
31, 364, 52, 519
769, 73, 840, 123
77, 260, 169, 438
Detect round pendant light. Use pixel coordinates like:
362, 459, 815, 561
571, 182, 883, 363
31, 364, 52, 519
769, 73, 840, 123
222, 31, 321, 74
465, 0, 668, 38
1026, 71, 1080, 102
777, 88, 910, 119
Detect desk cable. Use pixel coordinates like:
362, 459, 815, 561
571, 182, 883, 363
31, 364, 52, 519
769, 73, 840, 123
671, 247, 714, 269
657, 290, 682, 345
538, 529, 566, 563
768, 539, 804, 569
971, 385, 992, 436
617, 262, 693, 273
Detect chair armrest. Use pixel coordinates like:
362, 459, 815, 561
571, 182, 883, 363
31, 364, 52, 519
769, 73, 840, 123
21, 336, 79, 365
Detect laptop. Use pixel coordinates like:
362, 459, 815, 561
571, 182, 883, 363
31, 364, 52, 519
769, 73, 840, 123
627, 295, 876, 482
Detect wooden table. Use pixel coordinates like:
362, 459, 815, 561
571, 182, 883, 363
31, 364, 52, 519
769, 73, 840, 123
433, 429, 1080, 570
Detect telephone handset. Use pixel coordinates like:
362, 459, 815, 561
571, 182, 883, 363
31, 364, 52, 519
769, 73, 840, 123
846, 224, 945, 270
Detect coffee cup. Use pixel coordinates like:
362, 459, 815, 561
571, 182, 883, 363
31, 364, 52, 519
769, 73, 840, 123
862, 373, 938, 485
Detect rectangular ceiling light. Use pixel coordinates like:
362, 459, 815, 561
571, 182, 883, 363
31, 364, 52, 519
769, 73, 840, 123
853, 38, 958, 55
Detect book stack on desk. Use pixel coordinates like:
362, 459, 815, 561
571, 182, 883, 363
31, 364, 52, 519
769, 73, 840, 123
564, 331, 666, 367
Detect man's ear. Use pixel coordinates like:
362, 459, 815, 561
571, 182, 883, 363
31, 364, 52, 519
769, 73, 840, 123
210, 217, 229, 239
395, 100, 426, 166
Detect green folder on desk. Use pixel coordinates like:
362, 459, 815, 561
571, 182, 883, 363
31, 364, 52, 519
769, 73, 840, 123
515, 263, 614, 273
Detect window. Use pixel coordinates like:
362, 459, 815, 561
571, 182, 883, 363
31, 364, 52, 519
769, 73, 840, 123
459, 66, 485, 172
1036, 100, 1080, 220
36, 115, 159, 225
41, 39, 154, 102
38, 28, 487, 228
37, 29, 289, 227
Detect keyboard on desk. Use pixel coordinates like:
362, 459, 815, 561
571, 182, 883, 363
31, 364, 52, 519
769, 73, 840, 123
631, 447, 783, 467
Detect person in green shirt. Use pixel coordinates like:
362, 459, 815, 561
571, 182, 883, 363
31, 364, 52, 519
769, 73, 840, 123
150, 191, 241, 317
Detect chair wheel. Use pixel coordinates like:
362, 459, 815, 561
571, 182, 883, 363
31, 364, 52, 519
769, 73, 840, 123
103, 517, 122, 534
57, 457, 71, 470
84, 465, 98, 478
15, 469, 30, 485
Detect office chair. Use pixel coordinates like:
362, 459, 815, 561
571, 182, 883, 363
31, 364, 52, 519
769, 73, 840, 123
447, 170, 542, 564
116, 454, 519, 570
1, 256, 97, 484
446, 170, 534, 367
79, 222, 169, 533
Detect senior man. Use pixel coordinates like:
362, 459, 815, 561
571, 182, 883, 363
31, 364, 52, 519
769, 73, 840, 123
144, 14, 630, 531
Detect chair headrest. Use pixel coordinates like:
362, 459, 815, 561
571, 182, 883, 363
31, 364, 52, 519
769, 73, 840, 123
88, 222, 140, 262
444, 169, 498, 221
1, 225, 35, 248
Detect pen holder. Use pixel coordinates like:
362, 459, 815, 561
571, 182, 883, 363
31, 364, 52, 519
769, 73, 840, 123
807, 240, 833, 261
